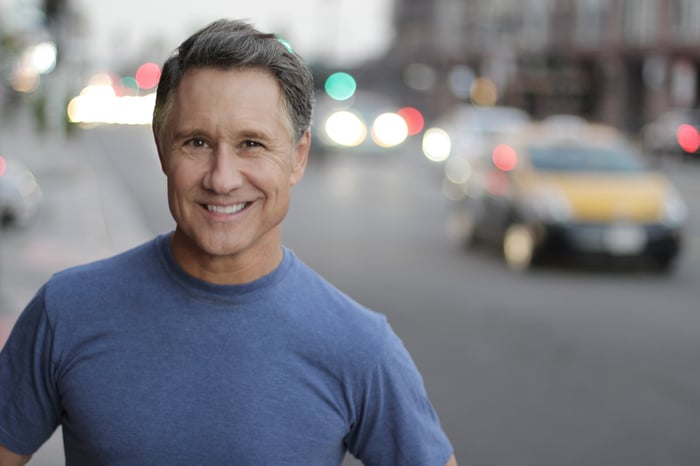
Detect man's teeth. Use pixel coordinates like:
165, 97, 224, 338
207, 203, 247, 214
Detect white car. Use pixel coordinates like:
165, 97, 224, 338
435, 104, 531, 162
0, 156, 42, 228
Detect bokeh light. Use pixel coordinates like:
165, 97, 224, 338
9, 41, 58, 93
10, 66, 39, 93
119, 76, 140, 96
135, 62, 161, 90
397, 107, 425, 136
492, 144, 518, 171
0, 156, 6, 177
448, 65, 475, 99
471, 78, 499, 106
445, 155, 472, 185
324, 72, 357, 101
324, 111, 366, 147
403, 63, 437, 92
676, 124, 700, 153
371, 112, 409, 148
422, 128, 451, 162
67, 73, 156, 125
276, 37, 294, 53
28, 41, 57, 74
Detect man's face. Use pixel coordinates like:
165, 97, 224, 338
156, 67, 309, 282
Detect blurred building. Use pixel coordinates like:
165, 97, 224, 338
0, 0, 87, 130
385, 0, 700, 133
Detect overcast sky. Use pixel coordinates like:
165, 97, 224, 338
76, 0, 395, 68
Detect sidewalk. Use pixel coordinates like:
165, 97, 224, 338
0, 111, 152, 342
0, 112, 153, 465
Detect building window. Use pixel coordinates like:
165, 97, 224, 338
574, 0, 606, 47
521, 0, 551, 51
621, 0, 659, 46
435, 0, 467, 56
672, 0, 700, 43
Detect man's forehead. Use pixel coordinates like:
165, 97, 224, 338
165, 66, 295, 139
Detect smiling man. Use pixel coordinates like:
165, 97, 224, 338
0, 19, 456, 466
159, 66, 307, 285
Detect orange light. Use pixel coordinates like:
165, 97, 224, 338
492, 144, 518, 171
676, 124, 700, 153
0, 156, 6, 177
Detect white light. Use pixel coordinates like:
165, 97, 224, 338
67, 86, 156, 126
324, 111, 367, 147
422, 128, 451, 162
29, 41, 57, 74
371, 112, 408, 148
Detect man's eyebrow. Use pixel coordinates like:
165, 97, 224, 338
170, 127, 275, 142
238, 128, 274, 141
172, 128, 204, 141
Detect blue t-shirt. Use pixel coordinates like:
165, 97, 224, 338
0, 234, 453, 465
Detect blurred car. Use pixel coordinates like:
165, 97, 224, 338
0, 155, 42, 228
311, 91, 405, 156
640, 108, 700, 158
435, 104, 531, 162
444, 122, 686, 272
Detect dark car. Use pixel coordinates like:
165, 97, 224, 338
445, 122, 686, 272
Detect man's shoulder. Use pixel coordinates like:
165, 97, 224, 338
283, 250, 392, 352
285, 251, 383, 319
47, 237, 160, 296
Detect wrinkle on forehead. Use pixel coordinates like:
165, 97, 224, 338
162, 67, 295, 146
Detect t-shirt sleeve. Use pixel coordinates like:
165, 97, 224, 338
344, 321, 454, 466
0, 285, 61, 455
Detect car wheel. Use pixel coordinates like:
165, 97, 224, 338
651, 253, 677, 274
503, 223, 536, 271
446, 208, 478, 248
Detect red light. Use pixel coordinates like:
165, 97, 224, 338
135, 62, 162, 90
676, 124, 700, 153
397, 107, 425, 136
492, 144, 518, 171
0, 156, 6, 177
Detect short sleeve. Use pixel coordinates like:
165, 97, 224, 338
344, 323, 453, 466
0, 285, 61, 455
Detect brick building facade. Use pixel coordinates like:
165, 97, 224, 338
385, 0, 700, 133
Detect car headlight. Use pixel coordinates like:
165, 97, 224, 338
660, 186, 687, 227
522, 187, 573, 223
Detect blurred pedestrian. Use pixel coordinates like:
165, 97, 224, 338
0, 19, 456, 466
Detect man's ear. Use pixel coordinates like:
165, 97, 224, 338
290, 129, 310, 186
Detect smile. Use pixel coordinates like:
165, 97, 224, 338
206, 202, 249, 214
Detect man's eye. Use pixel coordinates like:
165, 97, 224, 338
242, 140, 263, 149
186, 138, 208, 148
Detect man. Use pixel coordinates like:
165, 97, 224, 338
0, 19, 457, 465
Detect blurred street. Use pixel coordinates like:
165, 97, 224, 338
2, 113, 700, 465
4, 0, 700, 465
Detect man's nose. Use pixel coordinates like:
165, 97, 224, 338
204, 147, 244, 194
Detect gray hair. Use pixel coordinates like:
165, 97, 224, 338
152, 19, 315, 142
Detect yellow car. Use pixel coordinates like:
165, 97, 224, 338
444, 122, 686, 272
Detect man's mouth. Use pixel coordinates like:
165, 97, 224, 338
205, 202, 249, 214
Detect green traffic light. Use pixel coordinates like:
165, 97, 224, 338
324, 72, 357, 101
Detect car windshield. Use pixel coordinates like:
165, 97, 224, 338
527, 145, 646, 172
450, 106, 530, 132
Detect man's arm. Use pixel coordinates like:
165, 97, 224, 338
446, 453, 458, 466
0, 444, 31, 466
